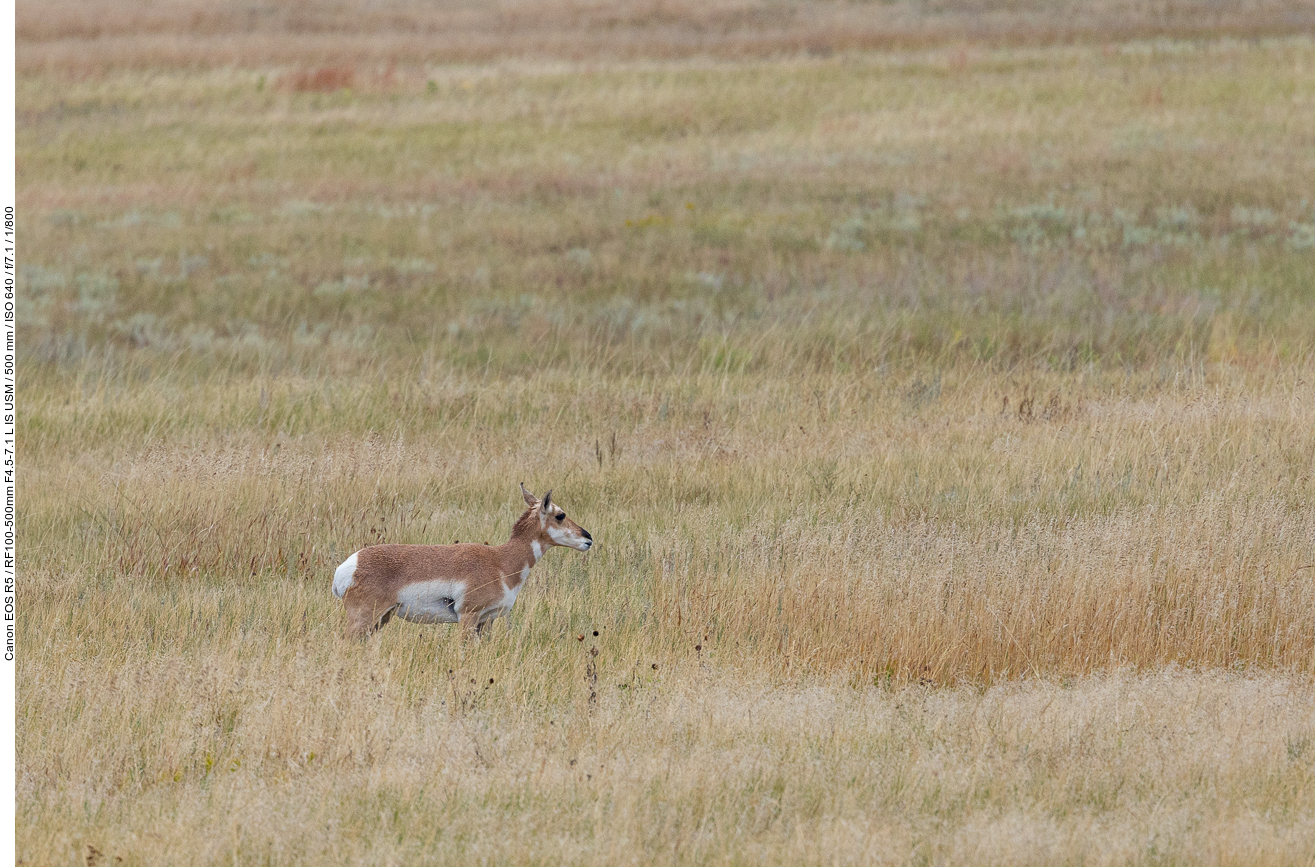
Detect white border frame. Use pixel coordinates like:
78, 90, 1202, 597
2, 0, 17, 862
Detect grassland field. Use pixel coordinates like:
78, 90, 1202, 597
15, 2, 1315, 863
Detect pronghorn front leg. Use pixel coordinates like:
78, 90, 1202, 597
459, 610, 484, 640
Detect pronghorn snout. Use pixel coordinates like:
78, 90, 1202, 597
557, 524, 592, 552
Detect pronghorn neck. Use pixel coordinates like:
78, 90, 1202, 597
499, 507, 549, 588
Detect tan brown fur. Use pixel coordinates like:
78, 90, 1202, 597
335, 485, 591, 639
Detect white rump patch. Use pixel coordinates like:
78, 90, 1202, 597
395, 580, 466, 624
332, 551, 359, 598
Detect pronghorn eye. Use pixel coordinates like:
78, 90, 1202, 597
556, 513, 565, 522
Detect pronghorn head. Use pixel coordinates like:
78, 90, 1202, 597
520, 483, 593, 552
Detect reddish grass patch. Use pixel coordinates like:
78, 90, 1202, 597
281, 64, 355, 93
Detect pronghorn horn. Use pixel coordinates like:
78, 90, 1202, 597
521, 482, 538, 506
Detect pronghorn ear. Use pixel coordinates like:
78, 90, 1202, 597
541, 490, 553, 513
520, 482, 538, 507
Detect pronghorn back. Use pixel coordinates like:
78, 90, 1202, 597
332, 484, 592, 638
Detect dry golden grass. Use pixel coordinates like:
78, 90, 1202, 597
22, 660, 1315, 864
20, 363, 1315, 862
16, 13, 1315, 865
25, 363, 1315, 683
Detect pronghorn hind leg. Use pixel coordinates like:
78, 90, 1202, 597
344, 590, 395, 639
367, 605, 399, 637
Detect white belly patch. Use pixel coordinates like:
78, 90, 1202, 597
395, 580, 465, 624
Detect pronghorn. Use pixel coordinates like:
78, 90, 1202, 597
331, 484, 592, 638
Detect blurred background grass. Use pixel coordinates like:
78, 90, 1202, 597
19, 35, 1315, 378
